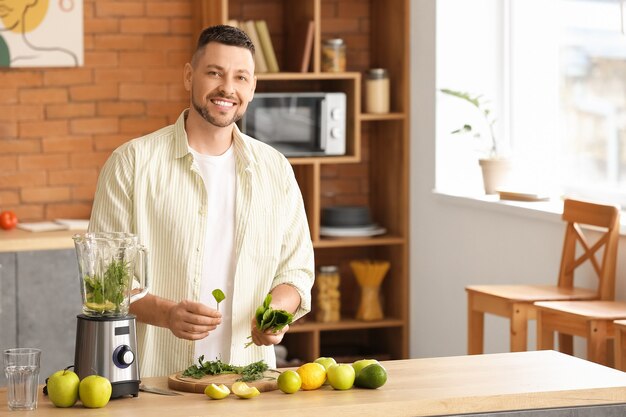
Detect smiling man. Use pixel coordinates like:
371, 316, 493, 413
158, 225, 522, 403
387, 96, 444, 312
88, 25, 314, 378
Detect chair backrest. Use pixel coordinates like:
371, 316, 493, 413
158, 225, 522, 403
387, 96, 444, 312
558, 198, 621, 300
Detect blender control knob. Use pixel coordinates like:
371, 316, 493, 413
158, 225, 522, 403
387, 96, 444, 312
113, 345, 135, 368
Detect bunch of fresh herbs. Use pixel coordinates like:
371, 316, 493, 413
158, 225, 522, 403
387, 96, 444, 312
83, 259, 131, 314
244, 293, 293, 348
182, 356, 272, 382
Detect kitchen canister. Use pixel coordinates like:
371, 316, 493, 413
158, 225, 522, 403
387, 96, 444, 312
365, 68, 390, 113
322, 38, 346, 72
316, 265, 341, 322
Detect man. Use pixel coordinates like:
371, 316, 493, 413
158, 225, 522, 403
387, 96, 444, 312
89, 25, 314, 378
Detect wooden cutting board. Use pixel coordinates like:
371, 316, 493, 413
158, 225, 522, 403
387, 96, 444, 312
167, 371, 279, 393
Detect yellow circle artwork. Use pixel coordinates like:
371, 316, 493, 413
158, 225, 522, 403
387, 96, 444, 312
1, 0, 50, 33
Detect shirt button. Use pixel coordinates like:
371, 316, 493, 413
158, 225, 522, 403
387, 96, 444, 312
196, 247, 201, 252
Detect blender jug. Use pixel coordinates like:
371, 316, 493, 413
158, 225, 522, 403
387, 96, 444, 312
74, 232, 149, 317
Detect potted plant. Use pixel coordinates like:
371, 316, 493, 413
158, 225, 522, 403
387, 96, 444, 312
440, 88, 511, 194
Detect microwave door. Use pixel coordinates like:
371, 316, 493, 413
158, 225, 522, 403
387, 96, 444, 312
318, 98, 327, 150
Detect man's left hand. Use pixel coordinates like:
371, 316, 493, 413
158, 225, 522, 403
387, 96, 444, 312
248, 317, 289, 347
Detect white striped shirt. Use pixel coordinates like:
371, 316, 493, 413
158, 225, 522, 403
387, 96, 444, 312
89, 110, 314, 377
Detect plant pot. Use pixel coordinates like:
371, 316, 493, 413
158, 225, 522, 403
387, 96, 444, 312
478, 158, 512, 195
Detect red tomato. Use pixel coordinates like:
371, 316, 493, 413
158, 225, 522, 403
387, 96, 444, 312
0, 211, 18, 230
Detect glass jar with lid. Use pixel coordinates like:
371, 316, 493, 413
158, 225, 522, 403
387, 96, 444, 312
365, 68, 390, 114
315, 265, 341, 322
322, 38, 346, 72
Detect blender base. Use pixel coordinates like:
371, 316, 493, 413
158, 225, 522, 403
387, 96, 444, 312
112, 380, 139, 398
75, 314, 141, 399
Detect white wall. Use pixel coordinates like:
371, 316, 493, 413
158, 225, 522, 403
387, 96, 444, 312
409, 0, 626, 359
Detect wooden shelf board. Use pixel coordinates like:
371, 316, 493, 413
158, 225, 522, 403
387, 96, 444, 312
256, 71, 360, 81
289, 318, 405, 333
288, 155, 360, 165
313, 235, 405, 248
360, 112, 406, 121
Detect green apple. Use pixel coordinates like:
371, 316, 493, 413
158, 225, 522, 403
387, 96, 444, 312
352, 359, 379, 376
314, 357, 337, 370
47, 369, 80, 407
79, 375, 112, 408
314, 357, 337, 384
326, 364, 355, 390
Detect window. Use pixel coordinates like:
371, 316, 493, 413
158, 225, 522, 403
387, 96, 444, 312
437, 0, 626, 206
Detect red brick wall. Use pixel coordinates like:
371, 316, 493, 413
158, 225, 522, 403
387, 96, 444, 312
0, 0, 192, 221
0, 0, 371, 222
319, 0, 371, 208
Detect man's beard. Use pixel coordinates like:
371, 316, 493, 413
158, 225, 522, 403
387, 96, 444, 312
192, 93, 243, 128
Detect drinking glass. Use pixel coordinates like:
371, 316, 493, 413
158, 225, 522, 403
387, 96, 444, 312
3, 348, 41, 411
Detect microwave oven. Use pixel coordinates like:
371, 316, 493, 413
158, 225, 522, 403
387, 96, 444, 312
238, 92, 346, 157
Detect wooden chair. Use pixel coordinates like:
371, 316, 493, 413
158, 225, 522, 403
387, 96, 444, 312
613, 320, 626, 371
535, 301, 626, 366
466, 199, 621, 355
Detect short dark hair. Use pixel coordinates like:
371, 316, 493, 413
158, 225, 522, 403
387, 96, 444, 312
193, 24, 255, 64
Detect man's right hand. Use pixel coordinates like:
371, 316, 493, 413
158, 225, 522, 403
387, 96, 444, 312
166, 299, 222, 340
130, 294, 222, 340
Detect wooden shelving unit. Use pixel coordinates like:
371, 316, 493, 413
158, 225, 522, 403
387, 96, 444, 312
193, 0, 409, 363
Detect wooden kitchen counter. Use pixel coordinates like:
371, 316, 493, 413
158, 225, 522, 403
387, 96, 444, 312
3, 351, 626, 416
0, 229, 82, 252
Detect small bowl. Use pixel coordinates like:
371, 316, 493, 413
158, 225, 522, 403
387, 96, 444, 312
321, 206, 372, 228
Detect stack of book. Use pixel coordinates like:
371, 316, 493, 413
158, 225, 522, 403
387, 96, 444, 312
228, 19, 314, 73
228, 19, 279, 73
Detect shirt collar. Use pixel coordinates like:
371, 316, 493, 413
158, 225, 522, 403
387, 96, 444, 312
173, 109, 191, 159
232, 123, 256, 172
173, 109, 256, 171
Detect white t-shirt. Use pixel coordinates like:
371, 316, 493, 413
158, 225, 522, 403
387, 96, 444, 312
190, 145, 236, 363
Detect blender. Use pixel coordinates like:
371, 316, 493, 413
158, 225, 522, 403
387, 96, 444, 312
73, 232, 149, 398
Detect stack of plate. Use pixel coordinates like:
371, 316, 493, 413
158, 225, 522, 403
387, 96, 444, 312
320, 206, 386, 237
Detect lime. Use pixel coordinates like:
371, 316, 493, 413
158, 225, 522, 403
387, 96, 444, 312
277, 370, 302, 394
231, 381, 260, 399
354, 363, 387, 389
204, 383, 230, 399
296, 362, 326, 390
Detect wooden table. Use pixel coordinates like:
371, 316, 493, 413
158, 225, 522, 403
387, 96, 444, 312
0, 229, 80, 252
3, 351, 626, 417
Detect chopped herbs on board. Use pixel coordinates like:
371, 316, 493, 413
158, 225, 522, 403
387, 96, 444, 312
182, 356, 272, 382
244, 293, 294, 348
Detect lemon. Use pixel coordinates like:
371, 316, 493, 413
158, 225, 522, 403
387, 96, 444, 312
354, 363, 387, 389
231, 381, 260, 399
314, 357, 337, 385
85, 301, 116, 313
296, 362, 326, 390
204, 383, 230, 399
277, 370, 302, 394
